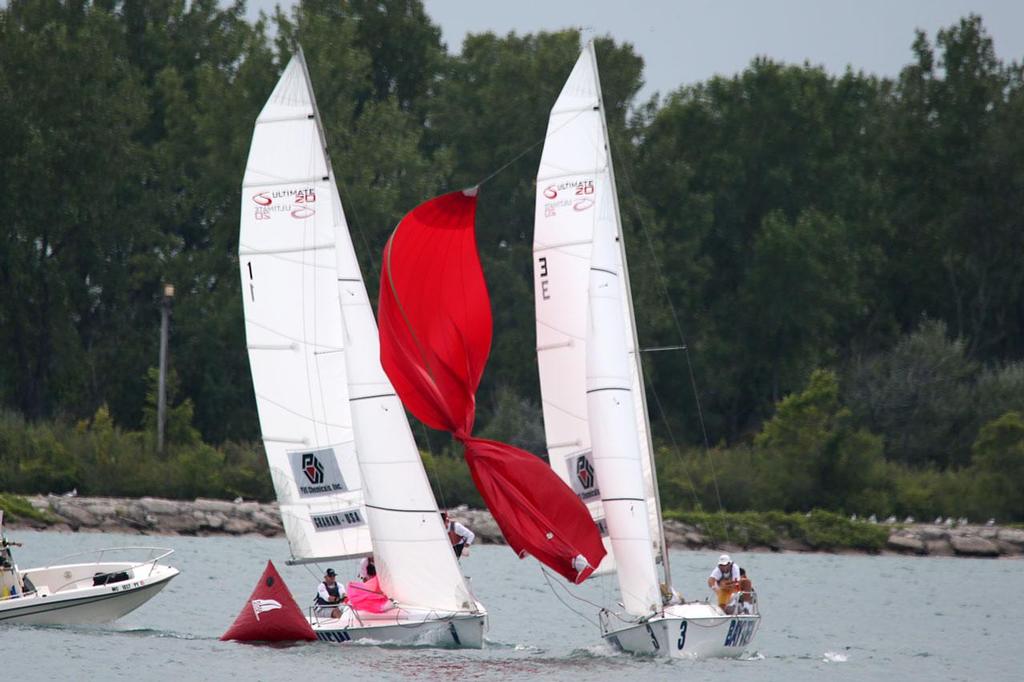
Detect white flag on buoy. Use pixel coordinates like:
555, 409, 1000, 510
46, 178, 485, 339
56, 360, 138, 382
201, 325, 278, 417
251, 598, 282, 621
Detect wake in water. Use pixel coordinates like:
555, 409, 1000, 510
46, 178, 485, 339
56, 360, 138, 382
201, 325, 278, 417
9, 622, 199, 641
567, 642, 625, 659
823, 651, 849, 662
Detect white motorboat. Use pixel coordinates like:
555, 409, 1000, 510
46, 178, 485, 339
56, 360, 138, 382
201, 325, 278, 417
533, 42, 761, 657
238, 49, 486, 645
0, 513, 178, 626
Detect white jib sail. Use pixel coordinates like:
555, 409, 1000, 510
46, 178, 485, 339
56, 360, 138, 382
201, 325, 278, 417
240, 53, 371, 563
533, 42, 663, 575
331, 185, 477, 613
587, 188, 661, 616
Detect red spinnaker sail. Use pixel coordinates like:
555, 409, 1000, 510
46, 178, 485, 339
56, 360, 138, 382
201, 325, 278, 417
378, 190, 606, 583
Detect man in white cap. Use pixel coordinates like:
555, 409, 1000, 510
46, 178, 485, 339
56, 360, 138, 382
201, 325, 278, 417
707, 554, 740, 612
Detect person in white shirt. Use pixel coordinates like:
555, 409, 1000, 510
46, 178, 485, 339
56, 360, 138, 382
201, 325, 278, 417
441, 511, 475, 559
315, 567, 345, 618
707, 554, 740, 612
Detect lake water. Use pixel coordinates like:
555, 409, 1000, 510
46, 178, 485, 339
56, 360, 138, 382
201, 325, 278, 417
1, 529, 1020, 681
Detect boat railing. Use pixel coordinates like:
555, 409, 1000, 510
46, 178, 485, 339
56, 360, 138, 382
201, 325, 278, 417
34, 546, 175, 593
309, 600, 363, 627
46, 546, 174, 573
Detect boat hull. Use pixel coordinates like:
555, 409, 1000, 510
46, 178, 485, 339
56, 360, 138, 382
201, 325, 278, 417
311, 610, 487, 648
602, 604, 760, 659
0, 563, 178, 626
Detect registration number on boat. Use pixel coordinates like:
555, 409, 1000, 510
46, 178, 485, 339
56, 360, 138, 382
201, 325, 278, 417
110, 581, 144, 592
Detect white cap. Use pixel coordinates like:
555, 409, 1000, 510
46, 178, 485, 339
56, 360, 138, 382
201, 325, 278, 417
718, 554, 732, 565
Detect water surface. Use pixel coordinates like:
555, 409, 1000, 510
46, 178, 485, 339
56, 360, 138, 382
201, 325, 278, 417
1, 529, 1018, 681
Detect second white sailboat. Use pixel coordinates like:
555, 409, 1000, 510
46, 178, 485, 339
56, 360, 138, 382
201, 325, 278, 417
533, 41, 760, 658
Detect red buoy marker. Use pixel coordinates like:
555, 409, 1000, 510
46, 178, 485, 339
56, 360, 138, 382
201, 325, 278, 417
221, 560, 316, 642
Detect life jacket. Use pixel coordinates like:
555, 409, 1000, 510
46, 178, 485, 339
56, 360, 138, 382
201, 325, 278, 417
316, 581, 341, 605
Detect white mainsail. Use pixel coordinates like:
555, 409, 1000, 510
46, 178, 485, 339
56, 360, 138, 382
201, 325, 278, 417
240, 53, 371, 563
533, 42, 665, 576
331, 169, 477, 613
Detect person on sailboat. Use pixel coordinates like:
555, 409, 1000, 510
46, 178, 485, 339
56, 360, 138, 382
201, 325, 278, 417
735, 567, 755, 614
660, 582, 683, 606
357, 556, 376, 582
707, 554, 741, 612
314, 568, 346, 618
0, 535, 20, 569
441, 511, 475, 559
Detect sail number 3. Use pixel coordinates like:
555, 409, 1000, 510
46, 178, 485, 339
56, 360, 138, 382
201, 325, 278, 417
676, 620, 688, 650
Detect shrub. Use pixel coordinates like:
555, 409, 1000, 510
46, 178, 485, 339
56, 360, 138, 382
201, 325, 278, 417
0, 493, 54, 523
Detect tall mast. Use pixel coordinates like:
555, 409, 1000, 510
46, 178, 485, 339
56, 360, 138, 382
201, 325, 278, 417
586, 42, 672, 589
295, 47, 332, 173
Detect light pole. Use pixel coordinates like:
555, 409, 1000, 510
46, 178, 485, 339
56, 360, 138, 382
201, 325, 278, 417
157, 283, 174, 454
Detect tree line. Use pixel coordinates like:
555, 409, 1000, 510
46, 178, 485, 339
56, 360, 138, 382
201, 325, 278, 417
0, 1, 1022, 519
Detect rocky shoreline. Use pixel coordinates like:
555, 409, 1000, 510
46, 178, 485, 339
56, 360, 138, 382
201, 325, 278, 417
4, 495, 1023, 558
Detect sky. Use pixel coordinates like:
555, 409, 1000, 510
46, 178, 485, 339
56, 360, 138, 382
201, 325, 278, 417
246, 1, 1024, 102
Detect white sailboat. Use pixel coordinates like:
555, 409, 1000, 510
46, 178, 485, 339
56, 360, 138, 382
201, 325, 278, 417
0, 512, 178, 626
533, 42, 760, 658
240, 49, 486, 647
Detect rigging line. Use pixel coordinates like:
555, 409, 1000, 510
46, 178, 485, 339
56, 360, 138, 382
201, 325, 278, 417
539, 566, 609, 615
245, 316, 342, 350
538, 566, 599, 629
610, 135, 729, 543
640, 361, 704, 513
475, 108, 588, 188
333, 172, 382, 283
419, 422, 448, 511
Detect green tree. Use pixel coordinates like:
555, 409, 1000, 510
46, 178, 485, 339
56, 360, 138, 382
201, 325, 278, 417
739, 209, 862, 405
754, 369, 888, 513
635, 59, 888, 441
844, 320, 977, 467
882, 16, 1024, 360
971, 411, 1024, 520
0, 1, 149, 420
